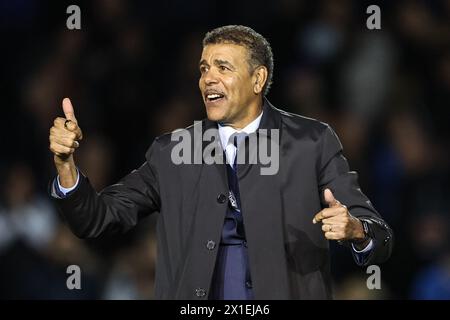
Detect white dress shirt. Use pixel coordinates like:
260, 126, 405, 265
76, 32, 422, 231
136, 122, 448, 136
218, 111, 263, 167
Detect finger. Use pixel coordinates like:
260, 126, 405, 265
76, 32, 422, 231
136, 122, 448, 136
53, 117, 68, 128
50, 134, 80, 149
64, 120, 83, 138
52, 118, 83, 139
74, 125, 83, 140
50, 126, 78, 140
62, 98, 77, 123
321, 224, 345, 232
66, 122, 82, 139
324, 232, 343, 240
313, 210, 323, 224
313, 209, 328, 224
50, 141, 75, 153
324, 188, 340, 207
313, 207, 345, 223
49, 142, 75, 155
321, 213, 349, 225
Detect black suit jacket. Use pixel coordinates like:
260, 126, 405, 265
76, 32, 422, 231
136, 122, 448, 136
50, 99, 393, 299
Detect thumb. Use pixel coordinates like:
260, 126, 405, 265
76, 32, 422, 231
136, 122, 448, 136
62, 98, 77, 123
324, 188, 339, 207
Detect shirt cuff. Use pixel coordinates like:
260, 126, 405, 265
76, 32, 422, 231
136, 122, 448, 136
56, 169, 80, 196
351, 239, 374, 253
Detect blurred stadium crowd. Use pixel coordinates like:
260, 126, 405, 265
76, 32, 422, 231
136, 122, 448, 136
0, 0, 449, 299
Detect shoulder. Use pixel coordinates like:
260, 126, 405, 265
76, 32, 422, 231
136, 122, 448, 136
145, 119, 212, 162
272, 105, 332, 140
270, 104, 344, 159
152, 119, 208, 148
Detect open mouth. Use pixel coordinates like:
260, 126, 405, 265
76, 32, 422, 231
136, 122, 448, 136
205, 90, 226, 103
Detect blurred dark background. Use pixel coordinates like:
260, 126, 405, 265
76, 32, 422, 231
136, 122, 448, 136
0, 0, 449, 299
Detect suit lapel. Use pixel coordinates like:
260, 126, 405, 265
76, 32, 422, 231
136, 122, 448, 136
236, 98, 282, 179
237, 99, 291, 299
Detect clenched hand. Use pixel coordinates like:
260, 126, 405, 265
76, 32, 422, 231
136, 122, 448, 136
313, 189, 367, 245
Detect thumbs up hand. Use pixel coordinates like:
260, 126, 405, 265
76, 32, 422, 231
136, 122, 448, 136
49, 98, 83, 188
313, 188, 367, 243
49, 98, 83, 162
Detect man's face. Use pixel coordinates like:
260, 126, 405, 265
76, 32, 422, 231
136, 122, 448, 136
199, 43, 257, 127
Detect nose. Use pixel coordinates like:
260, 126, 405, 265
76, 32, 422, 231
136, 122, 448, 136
203, 69, 219, 86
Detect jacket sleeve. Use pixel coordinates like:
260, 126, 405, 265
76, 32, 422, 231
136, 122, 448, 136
49, 140, 161, 239
317, 124, 393, 266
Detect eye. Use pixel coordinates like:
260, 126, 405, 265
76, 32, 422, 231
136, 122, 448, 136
219, 65, 229, 71
199, 65, 208, 74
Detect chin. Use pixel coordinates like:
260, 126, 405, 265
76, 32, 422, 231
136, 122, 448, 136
205, 107, 226, 122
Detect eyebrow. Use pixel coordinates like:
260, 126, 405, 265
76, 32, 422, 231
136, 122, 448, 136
214, 59, 234, 69
199, 59, 235, 70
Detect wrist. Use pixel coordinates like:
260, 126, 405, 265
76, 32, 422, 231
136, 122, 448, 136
351, 218, 365, 239
55, 156, 77, 188
351, 219, 370, 245
352, 238, 371, 250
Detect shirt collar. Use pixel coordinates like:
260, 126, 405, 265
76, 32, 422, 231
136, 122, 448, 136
217, 111, 263, 150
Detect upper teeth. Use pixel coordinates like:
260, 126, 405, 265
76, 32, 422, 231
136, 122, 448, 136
207, 94, 221, 99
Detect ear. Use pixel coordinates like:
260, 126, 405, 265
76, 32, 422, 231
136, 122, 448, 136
252, 66, 268, 95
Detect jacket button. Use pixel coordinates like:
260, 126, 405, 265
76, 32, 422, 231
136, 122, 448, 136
245, 280, 253, 289
217, 193, 227, 204
206, 240, 216, 250
195, 288, 206, 297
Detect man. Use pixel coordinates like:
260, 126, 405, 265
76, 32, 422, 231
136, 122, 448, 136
49, 25, 393, 299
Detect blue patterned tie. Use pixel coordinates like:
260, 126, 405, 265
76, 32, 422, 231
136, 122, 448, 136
232, 132, 247, 170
